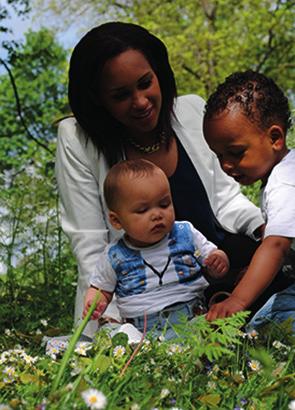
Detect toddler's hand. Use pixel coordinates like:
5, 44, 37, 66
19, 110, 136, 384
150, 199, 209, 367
204, 249, 229, 278
83, 287, 108, 320
206, 294, 247, 321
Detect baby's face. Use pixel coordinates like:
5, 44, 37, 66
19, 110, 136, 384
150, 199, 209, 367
111, 169, 175, 247
203, 105, 283, 185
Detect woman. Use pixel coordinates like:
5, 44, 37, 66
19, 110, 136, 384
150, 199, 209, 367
56, 22, 264, 338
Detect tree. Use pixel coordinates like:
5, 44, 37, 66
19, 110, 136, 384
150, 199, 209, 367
32, 0, 295, 99
0, 0, 30, 35
0, 28, 69, 171
0, 28, 75, 330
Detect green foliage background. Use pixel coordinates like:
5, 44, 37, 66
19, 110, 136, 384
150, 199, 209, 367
0, 0, 294, 337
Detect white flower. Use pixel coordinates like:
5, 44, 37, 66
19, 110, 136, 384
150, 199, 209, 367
36, 329, 42, 335
168, 344, 183, 354
3, 366, 16, 383
40, 319, 48, 327
4, 329, 11, 336
235, 370, 245, 381
272, 340, 291, 352
46, 347, 60, 360
0, 404, 13, 410
74, 342, 92, 356
113, 345, 126, 358
131, 404, 140, 410
158, 335, 165, 342
207, 381, 217, 389
0, 352, 9, 365
160, 388, 170, 399
288, 400, 295, 410
248, 359, 261, 372
245, 329, 258, 340
22, 353, 38, 365
81, 388, 107, 409
65, 383, 74, 391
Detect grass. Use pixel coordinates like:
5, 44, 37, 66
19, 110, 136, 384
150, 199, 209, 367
0, 290, 295, 410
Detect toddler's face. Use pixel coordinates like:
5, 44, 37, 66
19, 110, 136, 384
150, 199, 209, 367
203, 105, 284, 185
110, 169, 175, 247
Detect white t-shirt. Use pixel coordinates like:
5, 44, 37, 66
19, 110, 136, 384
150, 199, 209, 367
261, 149, 295, 252
90, 221, 216, 318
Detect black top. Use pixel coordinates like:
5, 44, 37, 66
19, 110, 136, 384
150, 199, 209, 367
169, 138, 226, 245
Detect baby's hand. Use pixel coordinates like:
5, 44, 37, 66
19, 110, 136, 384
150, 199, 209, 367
83, 287, 108, 320
204, 249, 229, 279
206, 294, 247, 321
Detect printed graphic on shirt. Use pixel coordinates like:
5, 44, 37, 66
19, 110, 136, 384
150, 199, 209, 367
168, 222, 202, 284
108, 239, 147, 297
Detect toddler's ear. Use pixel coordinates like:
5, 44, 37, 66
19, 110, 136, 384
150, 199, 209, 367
109, 211, 122, 230
269, 125, 285, 150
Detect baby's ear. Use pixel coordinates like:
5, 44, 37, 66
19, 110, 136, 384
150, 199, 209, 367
269, 125, 285, 150
109, 211, 122, 230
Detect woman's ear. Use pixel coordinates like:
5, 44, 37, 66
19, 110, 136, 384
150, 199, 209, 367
268, 125, 285, 151
109, 211, 123, 230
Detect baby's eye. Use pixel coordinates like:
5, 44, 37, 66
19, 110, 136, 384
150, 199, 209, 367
160, 201, 171, 209
135, 207, 148, 214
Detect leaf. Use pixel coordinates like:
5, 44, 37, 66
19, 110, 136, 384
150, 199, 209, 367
20, 373, 40, 384
198, 393, 221, 407
93, 354, 112, 373
111, 332, 129, 347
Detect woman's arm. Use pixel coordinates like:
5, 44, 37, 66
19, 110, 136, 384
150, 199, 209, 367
55, 118, 120, 329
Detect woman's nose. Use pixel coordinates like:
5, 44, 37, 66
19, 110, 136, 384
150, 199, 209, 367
132, 91, 148, 110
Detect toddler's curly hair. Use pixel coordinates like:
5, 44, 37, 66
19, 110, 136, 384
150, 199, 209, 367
204, 70, 292, 133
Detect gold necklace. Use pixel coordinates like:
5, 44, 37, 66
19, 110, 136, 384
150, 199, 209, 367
127, 132, 167, 154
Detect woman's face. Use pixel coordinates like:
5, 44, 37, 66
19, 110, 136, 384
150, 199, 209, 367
99, 49, 162, 138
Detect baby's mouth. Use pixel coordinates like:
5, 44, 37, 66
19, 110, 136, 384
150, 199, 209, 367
151, 223, 165, 232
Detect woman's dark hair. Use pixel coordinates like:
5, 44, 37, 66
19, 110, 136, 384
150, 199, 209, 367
204, 70, 292, 134
69, 22, 177, 166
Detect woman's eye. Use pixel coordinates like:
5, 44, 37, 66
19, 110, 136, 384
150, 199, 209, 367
112, 91, 130, 101
138, 78, 152, 90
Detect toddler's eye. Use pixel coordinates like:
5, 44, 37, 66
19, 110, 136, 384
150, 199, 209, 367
230, 150, 245, 158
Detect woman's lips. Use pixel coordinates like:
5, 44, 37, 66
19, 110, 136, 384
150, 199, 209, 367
132, 106, 153, 119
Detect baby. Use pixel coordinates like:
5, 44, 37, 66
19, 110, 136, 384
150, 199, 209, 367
83, 159, 229, 339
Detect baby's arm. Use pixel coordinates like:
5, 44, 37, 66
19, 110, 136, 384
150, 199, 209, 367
204, 249, 229, 278
83, 286, 113, 320
206, 235, 291, 320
